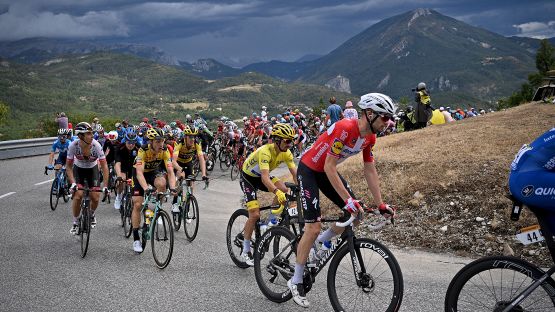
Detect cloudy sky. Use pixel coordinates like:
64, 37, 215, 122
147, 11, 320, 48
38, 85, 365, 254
1, 0, 554, 66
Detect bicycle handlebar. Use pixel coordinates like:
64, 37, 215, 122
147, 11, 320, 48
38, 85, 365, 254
335, 214, 357, 228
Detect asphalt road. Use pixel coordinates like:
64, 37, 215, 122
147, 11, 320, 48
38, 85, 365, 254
0, 155, 474, 312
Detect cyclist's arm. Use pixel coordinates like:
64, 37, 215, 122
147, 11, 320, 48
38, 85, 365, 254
260, 168, 276, 192
323, 155, 350, 201
288, 167, 298, 185
66, 160, 75, 184
164, 153, 176, 189
196, 144, 207, 177
48, 151, 55, 165
363, 162, 383, 206
99, 159, 109, 189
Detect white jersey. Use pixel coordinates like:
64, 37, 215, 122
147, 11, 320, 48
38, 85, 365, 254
261, 110, 267, 121
67, 139, 106, 169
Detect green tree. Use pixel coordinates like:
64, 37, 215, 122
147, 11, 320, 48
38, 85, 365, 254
536, 39, 555, 75
0, 101, 9, 125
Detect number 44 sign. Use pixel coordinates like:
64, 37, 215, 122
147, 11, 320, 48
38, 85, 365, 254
515, 225, 545, 245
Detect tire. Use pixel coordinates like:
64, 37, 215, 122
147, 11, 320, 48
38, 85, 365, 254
226, 209, 256, 268
444, 255, 555, 312
141, 222, 148, 252
122, 195, 133, 238
253, 226, 297, 303
80, 209, 91, 258
184, 196, 200, 242
61, 174, 69, 203
230, 163, 239, 181
193, 159, 200, 178
50, 178, 59, 211
151, 209, 174, 269
327, 238, 403, 312
220, 152, 231, 170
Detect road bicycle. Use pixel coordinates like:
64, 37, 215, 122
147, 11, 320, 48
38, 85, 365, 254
226, 182, 303, 269
444, 196, 555, 311
44, 166, 69, 210
101, 163, 117, 203
172, 176, 208, 242
75, 185, 103, 258
139, 188, 174, 269
253, 211, 404, 312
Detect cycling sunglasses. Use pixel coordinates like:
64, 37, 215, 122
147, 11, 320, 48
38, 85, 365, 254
281, 139, 294, 144
379, 114, 394, 122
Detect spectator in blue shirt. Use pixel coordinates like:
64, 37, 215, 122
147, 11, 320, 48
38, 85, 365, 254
325, 96, 343, 126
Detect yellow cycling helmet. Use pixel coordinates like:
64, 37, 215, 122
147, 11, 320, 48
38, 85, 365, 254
271, 123, 296, 140
182, 125, 198, 136
146, 128, 165, 140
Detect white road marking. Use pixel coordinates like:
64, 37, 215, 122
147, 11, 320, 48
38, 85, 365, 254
35, 179, 54, 186
0, 192, 15, 199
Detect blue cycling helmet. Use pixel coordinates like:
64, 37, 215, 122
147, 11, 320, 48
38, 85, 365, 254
125, 130, 138, 143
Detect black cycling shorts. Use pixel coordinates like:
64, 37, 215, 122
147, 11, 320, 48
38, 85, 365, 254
132, 168, 166, 197
297, 162, 356, 223
239, 172, 278, 210
73, 166, 100, 188
177, 160, 194, 178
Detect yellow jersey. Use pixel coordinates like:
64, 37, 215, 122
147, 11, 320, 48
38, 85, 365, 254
134, 146, 172, 173
173, 142, 203, 164
242, 143, 295, 178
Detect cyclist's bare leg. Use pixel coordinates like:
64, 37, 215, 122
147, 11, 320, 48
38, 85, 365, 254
132, 196, 143, 228
116, 172, 127, 195
244, 207, 260, 242
296, 222, 321, 265
90, 192, 100, 212
72, 190, 83, 218
154, 176, 166, 192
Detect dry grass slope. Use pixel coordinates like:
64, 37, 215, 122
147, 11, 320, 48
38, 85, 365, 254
338, 102, 555, 262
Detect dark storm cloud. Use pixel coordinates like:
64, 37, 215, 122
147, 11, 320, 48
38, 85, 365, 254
0, 1, 553, 64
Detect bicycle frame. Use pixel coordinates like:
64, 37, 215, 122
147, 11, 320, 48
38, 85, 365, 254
140, 190, 166, 240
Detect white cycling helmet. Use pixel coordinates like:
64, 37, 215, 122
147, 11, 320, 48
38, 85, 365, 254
357, 93, 397, 116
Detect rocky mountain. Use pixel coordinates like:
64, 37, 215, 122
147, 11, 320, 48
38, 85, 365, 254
0, 38, 180, 66
296, 8, 537, 106
180, 58, 242, 80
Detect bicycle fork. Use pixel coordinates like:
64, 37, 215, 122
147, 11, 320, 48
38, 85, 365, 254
347, 234, 374, 292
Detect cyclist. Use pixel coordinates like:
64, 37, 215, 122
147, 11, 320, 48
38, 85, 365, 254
66, 122, 109, 234
288, 93, 398, 307
47, 128, 71, 174
131, 128, 177, 253
171, 125, 207, 212
114, 130, 139, 210
197, 124, 214, 168
239, 123, 298, 266
509, 127, 555, 214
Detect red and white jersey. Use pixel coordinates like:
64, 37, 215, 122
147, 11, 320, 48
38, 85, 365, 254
300, 118, 375, 172
67, 139, 106, 169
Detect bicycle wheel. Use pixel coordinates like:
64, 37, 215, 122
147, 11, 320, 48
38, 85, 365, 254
444, 255, 555, 312
122, 195, 133, 238
220, 152, 230, 170
50, 178, 59, 211
80, 209, 91, 258
253, 226, 298, 303
151, 210, 174, 269
230, 163, 239, 181
327, 238, 403, 312
226, 209, 254, 268
184, 196, 200, 241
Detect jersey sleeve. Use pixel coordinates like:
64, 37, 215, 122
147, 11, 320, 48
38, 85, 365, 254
195, 143, 203, 156
51, 140, 59, 152
173, 143, 181, 159
67, 142, 75, 161
163, 150, 173, 169
258, 148, 272, 171
284, 150, 296, 169
94, 141, 106, 161
134, 148, 145, 167
362, 144, 375, 163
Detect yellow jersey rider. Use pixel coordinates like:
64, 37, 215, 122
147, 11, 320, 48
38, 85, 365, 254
171, 125, 208, 212
131, 127, 177, 253
239, 123, 298, 266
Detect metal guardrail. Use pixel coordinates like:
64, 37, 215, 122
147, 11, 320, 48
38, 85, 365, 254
0, 137, 56, 160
